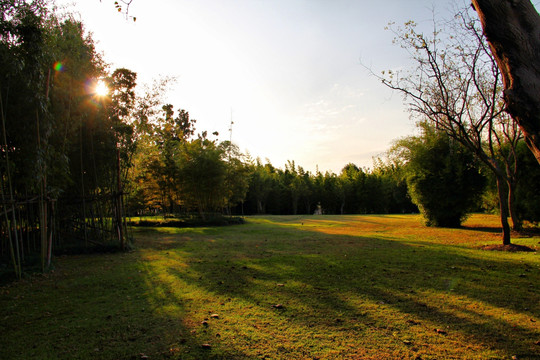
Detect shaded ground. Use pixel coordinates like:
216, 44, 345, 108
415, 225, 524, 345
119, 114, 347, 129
1, 214, 539, 359
481, 244, 536, 252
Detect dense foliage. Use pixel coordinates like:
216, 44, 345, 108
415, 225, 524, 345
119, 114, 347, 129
1, 0, 116, 278
514, 142, 540, 223
238, 160, 416, 216
127, 122, 418, 217
393, 125, 485, 227
482, 140, 540, 224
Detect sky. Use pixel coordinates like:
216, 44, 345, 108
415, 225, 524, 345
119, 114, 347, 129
55, 0, 473, 173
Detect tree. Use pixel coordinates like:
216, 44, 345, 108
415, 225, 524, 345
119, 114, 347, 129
471, 0, 540, 165
283, 160, 308, 215
177, 137, 227, 219
381, 9, 523, 244
298, 167, 315, 214
514, 141, 540, 223
319, 171, 340, 214
481, 140, 540, 225
245, 159, 274, 214
99, 0, 136, 21
0, 1, 138, 277
338, 164, 361, 214
123, 75, 194, 215
393, 125, 485, 227
108, 68, 137, 249
124, 82, 168, 214
0, 0, 51, 278
150, 105, 195, 213
220, 140, 250, 215
371, 158, 417, 214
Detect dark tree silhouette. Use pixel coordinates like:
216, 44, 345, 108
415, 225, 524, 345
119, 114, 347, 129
472, 0, 540, 165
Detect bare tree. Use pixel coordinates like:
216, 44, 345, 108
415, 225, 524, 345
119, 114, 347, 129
471, 0, 540, 165
378, 9, 523, 244
100, 0, 136, 21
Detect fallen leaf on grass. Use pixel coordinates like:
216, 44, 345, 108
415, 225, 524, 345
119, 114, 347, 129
406, 319, 420, 325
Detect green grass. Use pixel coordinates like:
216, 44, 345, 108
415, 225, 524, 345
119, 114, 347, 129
1, 214, 539, 359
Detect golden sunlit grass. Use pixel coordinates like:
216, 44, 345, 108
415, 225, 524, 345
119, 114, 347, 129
1, 214, 538, 359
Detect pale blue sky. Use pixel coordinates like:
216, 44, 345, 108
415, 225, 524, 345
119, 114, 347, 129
56, 0, 489, 173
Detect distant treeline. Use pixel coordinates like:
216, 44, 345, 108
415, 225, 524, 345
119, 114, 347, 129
124, 121, 418, 218
236, 160, 417, 216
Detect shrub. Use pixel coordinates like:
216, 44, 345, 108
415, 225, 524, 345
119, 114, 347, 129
395, 126, 485, 227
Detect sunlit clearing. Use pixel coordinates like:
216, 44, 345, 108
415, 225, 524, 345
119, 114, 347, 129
95, 80, 108, 96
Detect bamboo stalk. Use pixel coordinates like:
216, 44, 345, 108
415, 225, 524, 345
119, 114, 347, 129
0, 88, 21, 279
0, 174, 19, 279
46, 200, 54, 268
36, 109, 47, 272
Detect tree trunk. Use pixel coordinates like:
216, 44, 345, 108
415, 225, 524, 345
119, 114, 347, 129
507, 179, 522, 231
496, 175, 512, 245
472, 0, 540, 164
116, 147, 125, 250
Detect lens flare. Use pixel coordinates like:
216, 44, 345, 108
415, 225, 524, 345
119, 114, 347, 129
53, 61, 64, 72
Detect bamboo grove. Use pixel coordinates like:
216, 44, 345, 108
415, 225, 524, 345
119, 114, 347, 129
0, 1, 135, 279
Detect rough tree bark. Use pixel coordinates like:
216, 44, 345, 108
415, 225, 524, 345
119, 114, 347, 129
496, 173, 512, 245
472, 0, 540, 164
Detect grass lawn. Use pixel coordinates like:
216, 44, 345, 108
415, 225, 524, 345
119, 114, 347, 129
1, 214, 539, 359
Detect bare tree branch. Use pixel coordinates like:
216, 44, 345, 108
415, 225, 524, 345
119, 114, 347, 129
375, 7, 525, 241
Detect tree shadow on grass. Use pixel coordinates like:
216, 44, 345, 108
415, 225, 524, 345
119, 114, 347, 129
141, 221, 540, 359
6, 220, 537, 359
0, 251, 252, 360
461, 225, 502, 234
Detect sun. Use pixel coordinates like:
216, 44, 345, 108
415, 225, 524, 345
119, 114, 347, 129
95, 80, 109, 97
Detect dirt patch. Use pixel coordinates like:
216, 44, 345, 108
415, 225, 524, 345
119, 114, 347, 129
480, 244, 536, 252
